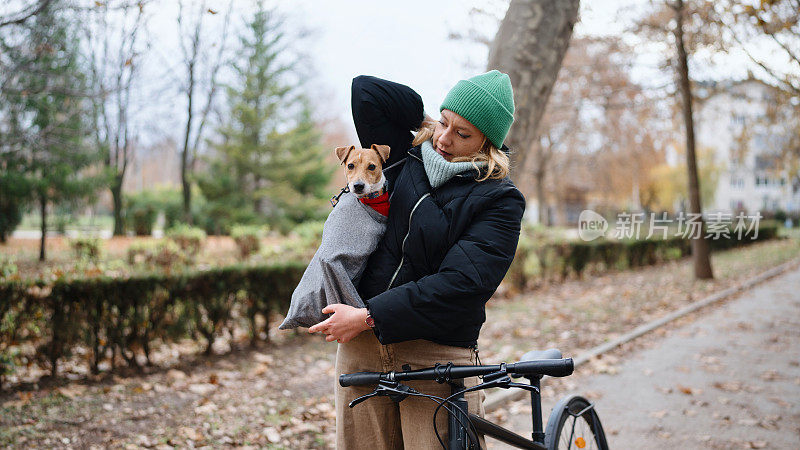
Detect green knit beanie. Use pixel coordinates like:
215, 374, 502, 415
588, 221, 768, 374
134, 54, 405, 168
440, 70, 515, 149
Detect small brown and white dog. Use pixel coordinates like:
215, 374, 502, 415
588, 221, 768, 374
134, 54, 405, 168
335, 144, 391, 216
279, 143, 392, 329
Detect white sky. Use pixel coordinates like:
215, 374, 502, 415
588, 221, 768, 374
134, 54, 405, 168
138, 0, 660, 142
4, 0, 785, 145
284, 0, 647, 126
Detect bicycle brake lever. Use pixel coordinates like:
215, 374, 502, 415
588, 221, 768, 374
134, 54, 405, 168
348, 381, 418, 408
505, 382, 540, 394
477, 376, 541, 394
349, 391, 379, 408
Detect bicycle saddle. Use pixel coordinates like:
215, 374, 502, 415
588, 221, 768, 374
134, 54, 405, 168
520, 348, 562, 362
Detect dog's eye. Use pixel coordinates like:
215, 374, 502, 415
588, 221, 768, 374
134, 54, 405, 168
347, 163, 354, 170
367, 164, 376, 171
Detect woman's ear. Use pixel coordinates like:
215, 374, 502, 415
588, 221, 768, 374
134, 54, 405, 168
370, 144, 391, 163
335, 145, 356, 164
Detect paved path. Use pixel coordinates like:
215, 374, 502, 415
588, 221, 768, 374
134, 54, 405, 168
490, 266, 800, 449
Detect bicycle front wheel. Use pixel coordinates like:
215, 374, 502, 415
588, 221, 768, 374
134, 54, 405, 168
545, 395, 608, 450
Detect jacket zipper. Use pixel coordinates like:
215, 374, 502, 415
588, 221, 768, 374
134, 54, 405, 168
386, 192, 430, 290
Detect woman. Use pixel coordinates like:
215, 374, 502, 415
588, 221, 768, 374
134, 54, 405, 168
309, 71, 525, 448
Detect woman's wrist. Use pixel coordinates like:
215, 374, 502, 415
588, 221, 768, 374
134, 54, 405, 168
360, 308, 371, 331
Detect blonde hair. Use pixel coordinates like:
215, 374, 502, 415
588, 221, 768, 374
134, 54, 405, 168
412, 118, 510, 181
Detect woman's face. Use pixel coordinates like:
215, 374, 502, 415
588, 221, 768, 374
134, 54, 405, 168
432, 109, 485, 161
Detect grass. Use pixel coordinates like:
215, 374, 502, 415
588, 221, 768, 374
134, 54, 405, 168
779, 226, 800, 240
0, 391, 74, 447
18, 213, 114, 232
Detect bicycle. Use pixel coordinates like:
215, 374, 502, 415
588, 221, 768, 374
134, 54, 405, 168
340, 348, 608, 450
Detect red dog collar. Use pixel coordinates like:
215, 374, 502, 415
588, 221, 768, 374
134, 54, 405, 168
359, 192, 390, 217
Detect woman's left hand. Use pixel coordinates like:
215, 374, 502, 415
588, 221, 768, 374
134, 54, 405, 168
308, 305, 369, 343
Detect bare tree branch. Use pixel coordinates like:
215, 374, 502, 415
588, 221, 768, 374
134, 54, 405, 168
729, 30, 800, 97
768, 32, 800, 68
0, 0, 53, 28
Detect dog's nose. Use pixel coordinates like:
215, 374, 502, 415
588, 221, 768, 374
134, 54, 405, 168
353, 182, 365, 194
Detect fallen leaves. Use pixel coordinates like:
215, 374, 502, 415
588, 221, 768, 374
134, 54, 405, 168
262, 426, 281, 443
759, 370, 780, 381
188, 383, 217, 396
2, 391, 33, 408
179, 425, 203, 441
166, 369, 187, 384
677, 384, 702, 395
712, 380, 742, 392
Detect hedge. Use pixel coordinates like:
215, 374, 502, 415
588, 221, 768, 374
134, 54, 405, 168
0, 222, 782, 387
0, 262, 305, 387
506, 222, 780, 291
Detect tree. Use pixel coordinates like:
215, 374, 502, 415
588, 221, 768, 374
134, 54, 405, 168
176, 0, 232, 224
0, 56, 27, 242
714, 0, 799, 97
521, 36, 668, 223
633, 0, 716, 279
261, 101, 333, 226
3, 1, 105, 260
644, 145, 721, 212
710, 0, 800, 161
0, 151, 28, 243
84, 0, 149, 236
673, 0, 714, 279
0, 0, 53, 28
0, 1, 57, 242
200, 3, 331, 232
486, 0, 581, 177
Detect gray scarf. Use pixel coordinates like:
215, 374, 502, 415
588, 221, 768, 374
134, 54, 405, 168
420, 140, 487, 189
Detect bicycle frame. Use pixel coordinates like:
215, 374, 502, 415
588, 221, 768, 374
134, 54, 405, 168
448, 375, 548, 450
339, 357, 577, 450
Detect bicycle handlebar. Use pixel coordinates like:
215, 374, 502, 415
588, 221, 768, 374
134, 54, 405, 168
339, 358, 574, 387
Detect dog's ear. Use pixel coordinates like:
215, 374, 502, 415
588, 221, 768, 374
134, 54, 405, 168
335, 145, 356, 165
371, 144, 391, 164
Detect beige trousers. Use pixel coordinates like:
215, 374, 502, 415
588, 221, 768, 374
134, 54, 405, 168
335, 331, 486, 449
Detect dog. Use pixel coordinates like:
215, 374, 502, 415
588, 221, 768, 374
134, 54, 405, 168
279, 144, 391, 329
335, 143, 391, 214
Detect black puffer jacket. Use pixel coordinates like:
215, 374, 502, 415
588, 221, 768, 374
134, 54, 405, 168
352, 75, 525, 348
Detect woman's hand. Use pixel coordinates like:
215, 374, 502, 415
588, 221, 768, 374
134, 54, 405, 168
308, 305, 370, 343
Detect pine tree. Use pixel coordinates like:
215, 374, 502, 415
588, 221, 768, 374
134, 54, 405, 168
263, 100, 334, 226
3, 1, 105, 260
200, 2, 331, 231
0, 153, 28, 243
0, 7, 35, 242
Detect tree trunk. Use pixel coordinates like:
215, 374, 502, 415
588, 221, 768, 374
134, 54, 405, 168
535, 168, 547, 225
254, 174, 262, 215
39, 193, 46, 262
673, 0, 713, 279
181, 61, 195, 225
486, 0, 580, 179
111, 177, 124, 236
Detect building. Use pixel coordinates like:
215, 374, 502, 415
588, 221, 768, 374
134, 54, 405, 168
695, 79, 799, 216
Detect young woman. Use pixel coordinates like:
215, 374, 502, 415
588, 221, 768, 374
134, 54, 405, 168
309, 71, 525, 448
